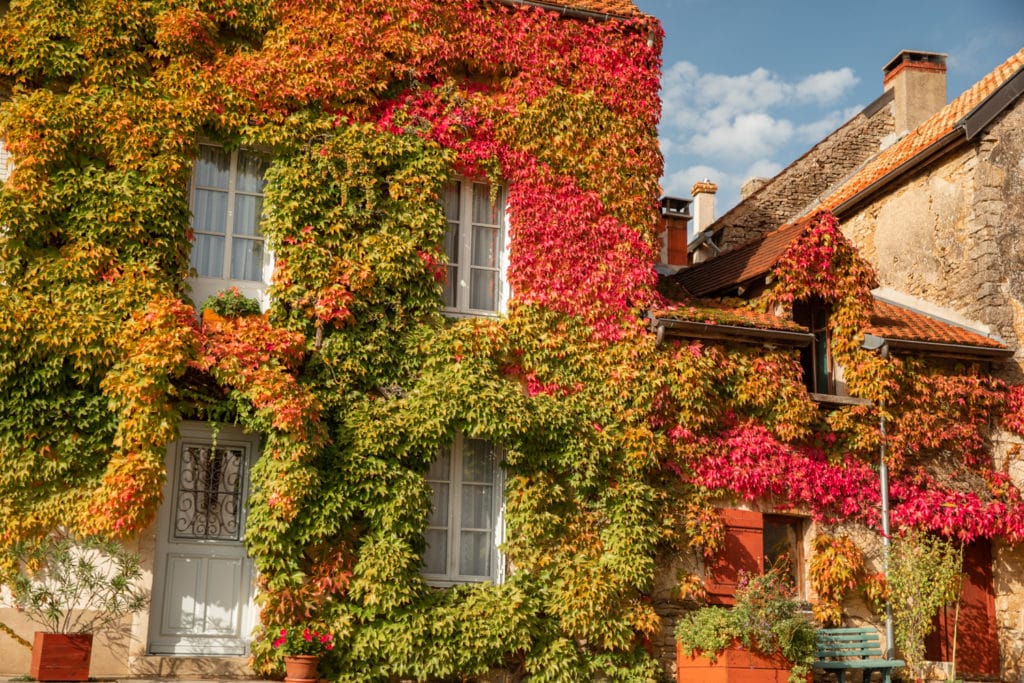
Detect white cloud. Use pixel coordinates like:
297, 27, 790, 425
658, 60, 863, 214
794, 68, 859, 104
744, 158, 783, 180
688, 113, 794, 160
696, 68, 791, 123
662, 164, 724, 198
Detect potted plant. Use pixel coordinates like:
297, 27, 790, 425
675, 566, 816, 683
201, 287, 262, 325
5, 532, 148, 681
272, 625, 335, 682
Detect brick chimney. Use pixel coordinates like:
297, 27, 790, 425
883, 50, 947, 136
691, 179, 717, 232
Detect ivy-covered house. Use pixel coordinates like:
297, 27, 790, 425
3, 0, 1024, 681
0, 0, 673, 679
660, 47, 1024, 681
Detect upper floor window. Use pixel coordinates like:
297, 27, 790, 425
190, 145, 269, 283
793, 298, 833, 395
423, 434, 503, 586
441, 180, 505, 316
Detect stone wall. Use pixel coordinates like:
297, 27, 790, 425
839, 97, 1024, 681
710, 92, 895, 252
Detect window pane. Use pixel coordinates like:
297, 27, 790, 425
193, 189, 228, 234
443, 266, 458, 308
764, 519, 800, 589
235, 152, 268, 193
428, 450, 451, 480
424, 529, 448, 575
444, 223, 460, 265
471, 226, 499, 268
461, 483, 492, 529
191, 234, 224, 278
472, 183, 498, 225
463, 440, 494, 482
443, 182, 461, 220
196, 146, 230, 189
429, 482, 449, 527
230, 237, 264, 281
233, 194, 264, 237
470, 269, 497, 311
459, 530, 491, 576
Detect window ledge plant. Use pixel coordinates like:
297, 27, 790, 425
201, 287, 263, 318
675, 566, 816, 683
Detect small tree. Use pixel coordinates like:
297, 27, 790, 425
886, 528, 963, 680
6, 532, 148, 635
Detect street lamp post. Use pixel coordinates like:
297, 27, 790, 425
862, 334, 896, 658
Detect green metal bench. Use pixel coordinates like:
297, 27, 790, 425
813, 627, 904, 683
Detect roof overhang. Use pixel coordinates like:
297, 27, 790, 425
862, 333, 1014, 361
491, 0, 631, 21
652, 317, 814, 347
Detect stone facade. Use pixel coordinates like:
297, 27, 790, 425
841, 103, 1024, 358
839, 98, 1024, 680
708, 91, 896, 253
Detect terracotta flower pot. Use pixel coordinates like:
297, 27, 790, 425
30, 632, 93, 682
284, 654, 320, 683
677, 640, 806, 683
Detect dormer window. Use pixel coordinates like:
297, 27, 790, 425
793, 297, 833, 394
441, 180, 506, 316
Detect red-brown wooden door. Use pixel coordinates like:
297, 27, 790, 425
924, 540, 1000, 678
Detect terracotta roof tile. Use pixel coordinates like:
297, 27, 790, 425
513, 0, 642, 17
823, 48, 1024, 211
867, 297, 1008, 350
668, 218, 811, 297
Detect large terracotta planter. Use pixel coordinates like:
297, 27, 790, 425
284, 654, 320, 683
677, 641, 800, 683
30, 632, 93, 682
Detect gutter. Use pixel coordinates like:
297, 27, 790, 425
861, 333, 1013, 360
652, 317, 814, 347
490, 0, 626, 22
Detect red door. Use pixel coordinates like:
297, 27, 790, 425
924, 540, 1000, 678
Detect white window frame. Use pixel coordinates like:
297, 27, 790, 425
441, 180, 509, 317
187, 144, 272, 311
423, 433, 505, 586
0, 138, 13, 184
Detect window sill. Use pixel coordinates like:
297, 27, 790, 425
809, 392, 871, 407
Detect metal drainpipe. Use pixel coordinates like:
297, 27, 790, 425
879, 342, 896, 659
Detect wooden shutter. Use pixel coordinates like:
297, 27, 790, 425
924, 540, 1000, 677
705, 509, 764, 605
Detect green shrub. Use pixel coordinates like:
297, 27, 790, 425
675, 566, 816, 683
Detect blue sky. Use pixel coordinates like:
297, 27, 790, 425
633, 0, 1024, 214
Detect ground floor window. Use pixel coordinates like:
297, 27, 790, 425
423, 434, 503, 585
705, 509, 807, 604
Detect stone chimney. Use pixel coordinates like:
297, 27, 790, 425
883, 50, 947, 136
691, 179, 717, 232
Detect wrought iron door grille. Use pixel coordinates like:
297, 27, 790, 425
174, 444, 245, 540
